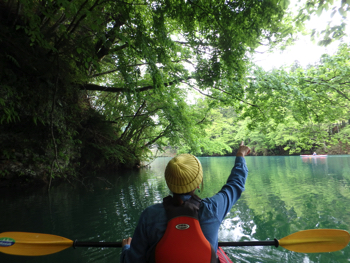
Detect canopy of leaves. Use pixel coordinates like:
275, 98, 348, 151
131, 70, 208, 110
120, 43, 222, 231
1, 0, 349, 183
0, 0, 296, 181
294, 0, 350, 46
185, 44, 350, 156
243, 43, 350, 127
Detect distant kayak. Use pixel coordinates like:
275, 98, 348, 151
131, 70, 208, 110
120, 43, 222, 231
300, 155, 328, 157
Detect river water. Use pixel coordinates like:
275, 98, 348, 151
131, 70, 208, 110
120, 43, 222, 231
1, 155, 350, 263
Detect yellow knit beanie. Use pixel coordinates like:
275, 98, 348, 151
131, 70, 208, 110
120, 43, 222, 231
164, 154, 203, 194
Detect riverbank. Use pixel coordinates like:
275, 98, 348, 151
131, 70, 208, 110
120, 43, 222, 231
151, 143, 350, 157
2, 141, 349, 189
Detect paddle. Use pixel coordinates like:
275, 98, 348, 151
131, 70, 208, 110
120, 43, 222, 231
0, 229, 349, 256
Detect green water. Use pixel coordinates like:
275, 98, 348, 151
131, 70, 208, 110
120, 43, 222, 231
1, 155, 350, 263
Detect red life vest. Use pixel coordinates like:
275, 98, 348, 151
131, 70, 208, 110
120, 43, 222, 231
153, 195, 217, 263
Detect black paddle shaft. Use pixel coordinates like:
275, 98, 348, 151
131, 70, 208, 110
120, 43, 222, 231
74, 240, 122, 248
73, 239, 279, 248
218, 239, 279, 247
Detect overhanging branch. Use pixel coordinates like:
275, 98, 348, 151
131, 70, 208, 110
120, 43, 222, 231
82, 83, 153, 92
91, 59, 193, 78
82, 76, 193, 93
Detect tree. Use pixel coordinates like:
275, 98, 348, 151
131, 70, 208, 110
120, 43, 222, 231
1, 0, 298, 180
243, 44, 350, 126
184, 44, 350, 156
237, 44, 350, 154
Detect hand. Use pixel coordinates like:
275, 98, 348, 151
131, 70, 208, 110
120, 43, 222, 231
236, 141, 251, 157
122, 237, 132, 247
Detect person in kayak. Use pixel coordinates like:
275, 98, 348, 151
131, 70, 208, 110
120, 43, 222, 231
313, 152, 317, 156
120, 141, 250, 262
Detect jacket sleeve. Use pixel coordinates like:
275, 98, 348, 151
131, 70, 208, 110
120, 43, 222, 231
120, 204, 167, 263
120, 210, 150, 263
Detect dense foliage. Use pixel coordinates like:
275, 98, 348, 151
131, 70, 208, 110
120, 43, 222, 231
182, 44, 350, 156
0, 0, 349, 185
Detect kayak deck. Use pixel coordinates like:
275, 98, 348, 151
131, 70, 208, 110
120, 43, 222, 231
217, 247, 233, 263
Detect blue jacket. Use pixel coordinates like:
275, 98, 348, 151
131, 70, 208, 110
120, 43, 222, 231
120, 156, 248, 262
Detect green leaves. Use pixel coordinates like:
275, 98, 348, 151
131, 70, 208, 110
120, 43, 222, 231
2, 0, 349, 182
296, 0, 349, 46
182, 43, 350, 156
244, 44, 350, 127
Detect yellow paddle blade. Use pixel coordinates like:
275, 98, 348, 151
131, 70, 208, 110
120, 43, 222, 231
0, 232, 73, 256
279, 229, 350, 253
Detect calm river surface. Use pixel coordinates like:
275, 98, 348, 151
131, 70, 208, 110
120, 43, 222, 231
1, 155, 350, 263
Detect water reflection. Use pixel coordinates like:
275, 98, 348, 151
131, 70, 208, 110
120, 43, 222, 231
301, 156, 328, 165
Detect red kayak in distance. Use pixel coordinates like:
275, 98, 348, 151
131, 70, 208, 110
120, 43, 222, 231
300, 155, 328, 157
